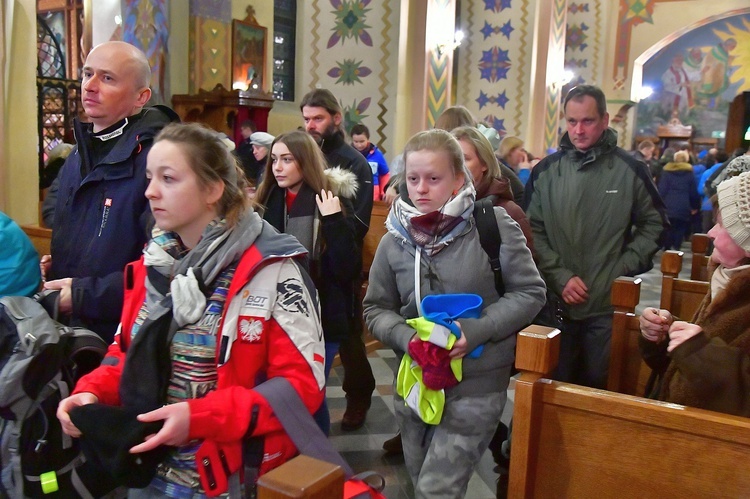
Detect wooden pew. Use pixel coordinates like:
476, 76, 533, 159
607, 277, 651, 397
660, 250, 709, 321
361, 201, 389, 280
690, 233, 710, 281
509, 326, 750, 498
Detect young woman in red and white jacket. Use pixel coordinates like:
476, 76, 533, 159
57, 123, 325, 497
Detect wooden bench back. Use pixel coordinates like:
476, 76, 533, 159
21, 224, 52, 257
660, 250, 709, 321
362, 201, 389, 278
607, 277, 652, 396
509, 327, 750, 499
690, 233, 710, 281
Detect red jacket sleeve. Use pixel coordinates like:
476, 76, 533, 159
72, 328, 127, 406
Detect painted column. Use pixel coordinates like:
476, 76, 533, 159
425, 0, 457, 128
188, 0, 231, 93
122, 0, 169, 105
527, 0, 568, 156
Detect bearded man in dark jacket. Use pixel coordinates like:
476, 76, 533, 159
301, 88, 375, 431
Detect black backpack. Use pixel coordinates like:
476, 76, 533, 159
0, 294, 108, 498
474, 196, 505, 296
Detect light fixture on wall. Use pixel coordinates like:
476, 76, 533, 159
436, 30, 464, 57
549, 69, 574, 90
637, 85, 654, 101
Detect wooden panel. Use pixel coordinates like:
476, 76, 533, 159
527, 387, 750, 498
516, 326, 560, 375
659, 250, 709, 322
171, 84, 274, 144
362, 201, 389, 277
690, 233, 710, 282
21, 225, 52, 257
509, 328, 750, 499
607, 277, 651, 397
257, 455, 345, 499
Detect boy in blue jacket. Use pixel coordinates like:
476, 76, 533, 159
351, 124, 390, 200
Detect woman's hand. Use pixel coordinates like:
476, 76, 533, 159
316, 190, 342, 216
43, 278, 73, 314
449, 321, 469, 359
667, 321, 702, 352
383, 184, 399, 207
130, 402, 191, 454
639, 308, 673, 342
57, 392, 99, 438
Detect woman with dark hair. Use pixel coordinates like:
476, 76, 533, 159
254, 130, 361, 435
57, 123, 325, 497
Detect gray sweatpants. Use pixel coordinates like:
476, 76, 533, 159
395, 388, 505, 498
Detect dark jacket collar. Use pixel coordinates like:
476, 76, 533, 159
559, 127, 618, 166
73, 106, 179, 169
320, 130, 346, 155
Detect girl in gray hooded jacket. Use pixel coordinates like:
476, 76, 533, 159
363, 129, 545, 498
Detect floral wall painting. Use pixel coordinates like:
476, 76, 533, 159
232, 20, 267, 92
636, 12, 750, 140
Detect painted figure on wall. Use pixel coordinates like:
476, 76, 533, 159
123, 0, 168, 105
636, 13, 750, 139
697, 38, 737, 106
661, 54, 696, 115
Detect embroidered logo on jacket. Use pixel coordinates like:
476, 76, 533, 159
241, 288, 272, 312
277, 278, 310, 316
238, 316, 263, 343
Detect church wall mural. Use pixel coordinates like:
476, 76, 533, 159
457, 0, 535, 140
296, 0, 401, 159
636, 11, 750, 140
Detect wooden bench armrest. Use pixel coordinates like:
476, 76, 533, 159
257, 455, 345, 498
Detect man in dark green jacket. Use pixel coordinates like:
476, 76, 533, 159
523, 85, 667, 389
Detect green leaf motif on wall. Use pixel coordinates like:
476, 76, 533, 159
328, 0, 373, 48
342, 97, 371, 132
327, 59, 372, 85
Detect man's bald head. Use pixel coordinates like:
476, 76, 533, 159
81, 42, 152, 131
89, 41, 151, 88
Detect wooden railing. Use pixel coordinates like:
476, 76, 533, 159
509, 326, 750, 498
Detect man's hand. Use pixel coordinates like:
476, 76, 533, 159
44, 278, 73, 314
57, 392, 99, 438
561, 276, 589, 305
130, 402, 191, 454
315, 190, 342, 216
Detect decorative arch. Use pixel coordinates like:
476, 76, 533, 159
631, 8, 750, 139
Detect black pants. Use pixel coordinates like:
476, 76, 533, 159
339, 296, 376, 401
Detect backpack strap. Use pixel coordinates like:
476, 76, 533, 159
473, 196, 504, 296
251, 378, 354, 477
